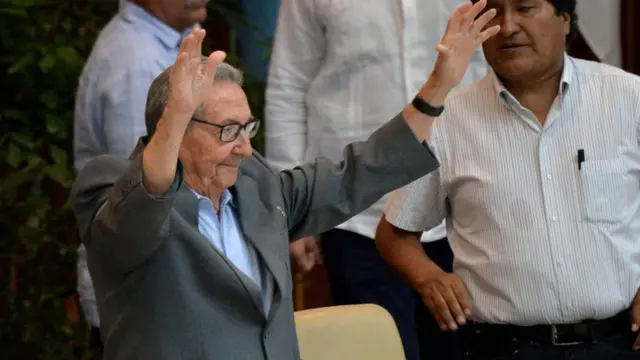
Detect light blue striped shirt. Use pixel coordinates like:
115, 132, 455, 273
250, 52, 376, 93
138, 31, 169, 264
74, 2, 189, 170
386, 55, 640, 325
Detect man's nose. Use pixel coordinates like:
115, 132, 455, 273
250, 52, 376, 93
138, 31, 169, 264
498, 12, 519, 37
233, 131, 253, 157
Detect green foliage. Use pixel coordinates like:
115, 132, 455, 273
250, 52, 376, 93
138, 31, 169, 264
0, 1, 116, 359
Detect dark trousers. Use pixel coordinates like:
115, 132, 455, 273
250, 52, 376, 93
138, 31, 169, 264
90, 326, 103, 357
460, 320, 640, 360
321, 229, 459, 360
416, 240, 463, 360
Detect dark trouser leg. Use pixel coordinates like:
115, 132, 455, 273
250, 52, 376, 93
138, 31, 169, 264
90, 326, 103, 357
321, 229, 419, 360
415, 238, 463, 360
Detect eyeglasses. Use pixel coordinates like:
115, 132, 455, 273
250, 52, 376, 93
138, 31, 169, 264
190, 117, 261, 143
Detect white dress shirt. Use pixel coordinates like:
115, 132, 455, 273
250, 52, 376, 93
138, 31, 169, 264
386, 55, 640, 325
265, 0, 488, 242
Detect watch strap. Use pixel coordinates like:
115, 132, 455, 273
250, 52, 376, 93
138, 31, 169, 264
411, 95, 445, 117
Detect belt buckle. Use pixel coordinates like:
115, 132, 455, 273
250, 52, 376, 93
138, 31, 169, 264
551, 325, 583, 346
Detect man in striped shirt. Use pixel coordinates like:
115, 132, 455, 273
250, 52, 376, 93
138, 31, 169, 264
376, 0, 640, 359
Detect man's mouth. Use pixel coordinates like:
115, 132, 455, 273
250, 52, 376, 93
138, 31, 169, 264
499, 44, 529, 51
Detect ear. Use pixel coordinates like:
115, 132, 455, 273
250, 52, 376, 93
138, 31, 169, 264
560, 12, 571, 37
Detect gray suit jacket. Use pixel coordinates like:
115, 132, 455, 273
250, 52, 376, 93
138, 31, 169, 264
72, 114, 439, 360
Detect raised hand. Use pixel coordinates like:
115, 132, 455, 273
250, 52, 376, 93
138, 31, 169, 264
432, 0, 500, 89
166, 28, 227, 118
141, 29, 226, 196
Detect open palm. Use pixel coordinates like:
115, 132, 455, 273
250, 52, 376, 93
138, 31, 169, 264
433, 0, 500, 89
166, 29, 226, 117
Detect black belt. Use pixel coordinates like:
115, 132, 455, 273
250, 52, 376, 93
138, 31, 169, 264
467, 310, 631, 347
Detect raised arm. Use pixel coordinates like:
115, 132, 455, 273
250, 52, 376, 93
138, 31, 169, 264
265, 0, 325, 171
142, 30, 225, 196
72, 29, 226, 274
279, 0, 499, 239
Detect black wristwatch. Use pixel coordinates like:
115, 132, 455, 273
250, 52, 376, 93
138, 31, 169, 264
411, 95, 444, 117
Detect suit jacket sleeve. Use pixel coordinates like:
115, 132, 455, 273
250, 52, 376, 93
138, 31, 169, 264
72, 152, 182, 274
280, 113, 440, 240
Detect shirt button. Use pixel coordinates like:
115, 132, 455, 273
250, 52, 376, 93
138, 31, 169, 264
546, 174, 552, 180
552, 216, 558, 222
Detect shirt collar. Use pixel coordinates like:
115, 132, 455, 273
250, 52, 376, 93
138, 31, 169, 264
491, 53, 574, 105
189, 187, 235, 209
120, 2, 196, 50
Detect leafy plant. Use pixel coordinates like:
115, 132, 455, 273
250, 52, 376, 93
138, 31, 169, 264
0, 1, 117, 358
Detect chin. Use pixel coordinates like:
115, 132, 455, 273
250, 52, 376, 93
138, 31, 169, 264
493, 60, 534, 80
218, 170, 239, 187
190, 8, 207, 23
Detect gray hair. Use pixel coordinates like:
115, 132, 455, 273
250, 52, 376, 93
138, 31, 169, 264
144, 57, 243, 136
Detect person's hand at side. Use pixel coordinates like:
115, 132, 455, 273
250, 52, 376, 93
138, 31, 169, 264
417, 269, 472, 332
290, 236, 322, 274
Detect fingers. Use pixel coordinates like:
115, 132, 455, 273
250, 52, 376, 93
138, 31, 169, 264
632, 292, 640, 350
204, 51, 227, 79
306, 237, 323, 264
177, 31, 194, 58
423, 281, 470, 331
447, 1, 472, 33
441, 286, 467, 328
427, 292, 457, 331
299, 257, 314, 273
187, 29, 204, 62
631, 295, 640, 332
465, 0, 488, 25
476, 25, 501, 45
193, 29, 205, 59
171, 52, 189, 80
469, 8, 497, 35
451, 280, 473, 316
178, 28, 204, 62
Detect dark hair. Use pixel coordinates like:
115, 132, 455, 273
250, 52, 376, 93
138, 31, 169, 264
471, 0, 578, 41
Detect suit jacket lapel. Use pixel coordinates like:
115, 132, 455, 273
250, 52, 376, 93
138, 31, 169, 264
231, 175, 286, 320
174, 185, 266, 317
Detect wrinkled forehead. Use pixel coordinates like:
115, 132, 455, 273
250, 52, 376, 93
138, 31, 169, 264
201, 82, 252, 124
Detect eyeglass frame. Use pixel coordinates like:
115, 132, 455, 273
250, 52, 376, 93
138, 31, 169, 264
190, 117, 261, 143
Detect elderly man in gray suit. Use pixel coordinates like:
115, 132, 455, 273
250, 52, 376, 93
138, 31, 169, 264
71, 1, 499, 359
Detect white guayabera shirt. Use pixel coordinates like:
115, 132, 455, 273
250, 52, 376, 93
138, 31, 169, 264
265, 0, 488, 242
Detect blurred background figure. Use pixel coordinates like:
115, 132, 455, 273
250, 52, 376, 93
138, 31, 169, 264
232, 0, 281, 83
265, 1, 488, 359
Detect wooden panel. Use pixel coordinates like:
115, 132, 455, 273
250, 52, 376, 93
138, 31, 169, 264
621, 0, 640, 74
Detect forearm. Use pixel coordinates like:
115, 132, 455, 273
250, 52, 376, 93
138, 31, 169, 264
402, 75, 453, 143
375, 216, 445, 290
142, 109, 190, 195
